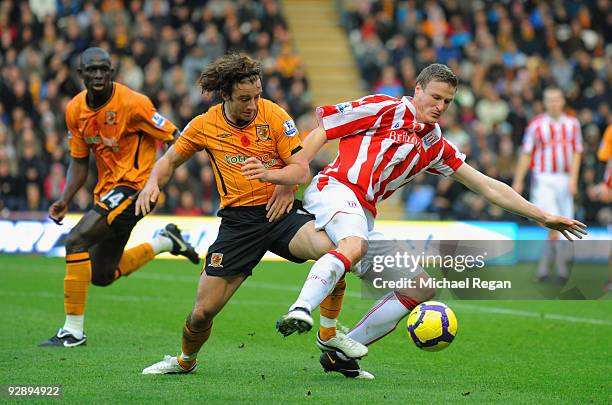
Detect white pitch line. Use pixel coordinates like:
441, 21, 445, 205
3, 269, 612, 326
453, 303, 612, 326
4, 287, 611, 326
0, 289, 279, 307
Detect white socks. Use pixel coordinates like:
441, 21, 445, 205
537, 239, 554, 277
537, 239, 570, 278
320, 316, 337, 328
290, 253, 346, 313
348, 292, 410, 346
149, 232, 173, 254
180, 352, 197, 362
555, 240, 570, 278
63, 315, 84, 339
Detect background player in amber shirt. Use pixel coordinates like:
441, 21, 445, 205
40, 48, 199, 348
139, 53, 338, 375
592, 124, 612, 291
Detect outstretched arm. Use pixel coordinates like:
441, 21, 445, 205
300, 125, 327, 163
48, 156, 89, 224
135, 145, 191, 216
452, 163, 587, 240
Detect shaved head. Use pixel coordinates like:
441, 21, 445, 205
77, 47, 114, 107
80, 47, 112, 68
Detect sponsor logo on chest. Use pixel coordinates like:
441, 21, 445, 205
83, 119, 120, 152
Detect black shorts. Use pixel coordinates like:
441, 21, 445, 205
93, 186, 142, 235
204, 201, 314, 277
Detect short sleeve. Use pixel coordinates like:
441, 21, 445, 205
270, 104, 303, 161
66, 103, 89, 159
316, 94, 399, 140
130, 94, 177, 143
426, 138, 466, 177
598, 125, 612, 161
174, 116, 207, 157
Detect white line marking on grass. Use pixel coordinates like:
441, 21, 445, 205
0, 289, 279, 307
5, 268, 612, 326
453, 303, 612, 326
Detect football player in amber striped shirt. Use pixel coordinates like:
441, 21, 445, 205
40, 48, 199, 349
139, 53, 340, 375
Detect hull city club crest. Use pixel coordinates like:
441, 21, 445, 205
105, 111, 117, 125
209, 253, 224, 268
255, 125, 271, 142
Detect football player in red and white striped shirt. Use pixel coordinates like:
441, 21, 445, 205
277, 64, 587, 379
513, 87, 583, 282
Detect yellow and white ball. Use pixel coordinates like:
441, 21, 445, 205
406, 301, 458, 351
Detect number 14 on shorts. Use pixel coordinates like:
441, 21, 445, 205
100, 189, 126, 209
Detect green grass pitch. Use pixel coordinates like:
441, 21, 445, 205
0, 255, 610, 404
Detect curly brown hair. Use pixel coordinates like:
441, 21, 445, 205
197, 53, 263, 98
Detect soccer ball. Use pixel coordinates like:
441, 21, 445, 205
406, 301, 457, 351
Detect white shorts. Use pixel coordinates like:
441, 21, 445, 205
354, 230, 426, 279
303, 175, 374, 245
531, 173, 574, 218
304, 175, 424, 280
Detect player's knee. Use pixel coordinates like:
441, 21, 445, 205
413, 275, 436, 302
65, 230, 89, 253
397, 274, 436, 303
190, 305, 218, 328
420, 284, 436, 301
337, 237, 368, 263
90, 271, 114, 287
65, 226, 99, 253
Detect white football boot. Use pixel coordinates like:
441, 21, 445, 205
142, 355, 197, 375
316, 331, 368, 359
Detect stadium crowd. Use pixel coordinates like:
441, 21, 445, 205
0, 0, 309, 217
0, 0, 609, 226
340, 0, 611, 225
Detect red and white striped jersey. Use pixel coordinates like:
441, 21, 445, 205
316, 94, 465, 216
521, 113, 583, 174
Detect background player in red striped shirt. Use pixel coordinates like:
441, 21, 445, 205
513, 87, 583, 283
276, 64, 587, 379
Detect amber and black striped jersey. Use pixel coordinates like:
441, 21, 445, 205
174, 98, 302, 207
66, 82, 177, 202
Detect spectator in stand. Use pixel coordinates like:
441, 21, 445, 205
373, 66, 404, 98
0, 0, 311, 216
341, 0, 610, 226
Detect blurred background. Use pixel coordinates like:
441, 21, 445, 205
0, 0, 609, 226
